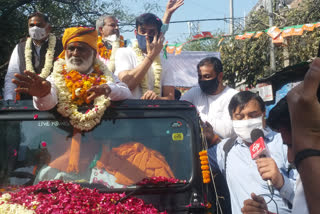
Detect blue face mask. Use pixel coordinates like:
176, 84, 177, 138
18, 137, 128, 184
136, 33, 153, 52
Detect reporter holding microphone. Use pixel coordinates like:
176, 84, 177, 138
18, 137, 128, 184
207, 91, 297, 214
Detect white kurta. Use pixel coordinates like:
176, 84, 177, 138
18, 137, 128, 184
5, 42, 44, 100
181, 86, 238, 139
114, 47, 175, 99
292, 175, 309, 214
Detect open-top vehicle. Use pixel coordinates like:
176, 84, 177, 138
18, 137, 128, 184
0, 100, 224, 213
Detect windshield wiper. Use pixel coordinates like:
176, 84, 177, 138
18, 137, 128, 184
115, 179, 187, 205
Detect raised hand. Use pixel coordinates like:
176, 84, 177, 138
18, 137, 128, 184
12, 70, 51, 97
166, 0, 184, 15
146, 32, 165, 59
163, 0, 184, 24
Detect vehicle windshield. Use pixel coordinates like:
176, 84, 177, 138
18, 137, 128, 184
0, 116, 192, 189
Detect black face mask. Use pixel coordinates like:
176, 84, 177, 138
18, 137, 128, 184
199, 77, 219, 95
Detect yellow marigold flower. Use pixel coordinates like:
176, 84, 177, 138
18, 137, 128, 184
201, 160, 209, 165
201, 165, 209, 170
200, 156, 208, 161
199, 150, 207, 156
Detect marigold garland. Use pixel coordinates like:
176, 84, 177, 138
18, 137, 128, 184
199, 150, 211, 184
97, 35, 124, 60
132, 40, 162, 96
63, 66, 107, 106
52, 57, 114, 131
25, 33, 56, 79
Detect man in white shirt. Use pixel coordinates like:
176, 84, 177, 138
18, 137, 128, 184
4, 12, 63, 100
114, 13, 175, 100
181, 57, 238, 140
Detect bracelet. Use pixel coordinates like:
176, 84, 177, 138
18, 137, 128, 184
294, 149, 320, 170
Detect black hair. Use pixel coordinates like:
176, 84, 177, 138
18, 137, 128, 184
27, 12, 50, 23
266, 96, 291, 131
228, 91, 266, 118
197, 57, 223, 74
174, 88, 181, 100
135, 13, 162, 34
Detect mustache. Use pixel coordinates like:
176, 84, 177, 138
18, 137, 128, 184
67, 56, 84, 65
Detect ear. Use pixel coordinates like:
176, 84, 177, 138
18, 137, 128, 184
98, 27, 103, 35
134, 29, 137, 36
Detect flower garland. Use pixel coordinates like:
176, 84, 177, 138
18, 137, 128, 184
63, 66, 107, 106
132, 40, 162, 96
25, 33, 56, 79
97, 36, 112, 60
0, 180, 166, 213
97, 35, 125, 60
199, 150, 211, 183
97, 35, 125, 72
52, 57, 114, 131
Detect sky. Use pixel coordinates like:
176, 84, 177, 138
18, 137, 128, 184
120, 0, 259, 44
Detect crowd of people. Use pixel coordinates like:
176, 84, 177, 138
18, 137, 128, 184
1, 0, 320, 213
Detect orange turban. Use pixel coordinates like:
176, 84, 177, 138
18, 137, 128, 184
58, 27, 98, 59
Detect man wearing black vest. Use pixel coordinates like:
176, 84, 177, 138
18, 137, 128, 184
4, 12, 62, 100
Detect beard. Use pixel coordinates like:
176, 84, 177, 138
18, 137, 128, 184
65, 51, 95, 74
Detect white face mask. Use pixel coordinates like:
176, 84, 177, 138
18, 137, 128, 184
232, 116, 264, 143
103, 34, 118, 43
29, 26, 48, 40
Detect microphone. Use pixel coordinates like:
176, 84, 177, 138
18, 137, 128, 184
249, 129, 274, 195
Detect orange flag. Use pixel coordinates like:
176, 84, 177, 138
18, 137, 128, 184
273, 34, 284, 44
243, 32, 255, 39
175, 45, 183, 55
267, 26, 281, 39
235, 35, 245, 40
302, 24, 315, 31
282, 28, 294, 37
166, 46, 176, 54
254, 31, 263, 38
291, 28, 304, 36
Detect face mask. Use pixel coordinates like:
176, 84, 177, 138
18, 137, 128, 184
199, 77, 219, 95
29, 26, 48, 40
103, 34, 117, 43
233, 116, 264, 143
136, 33, 153, 52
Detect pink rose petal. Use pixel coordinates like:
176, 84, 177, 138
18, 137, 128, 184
41, 141, 47, 147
